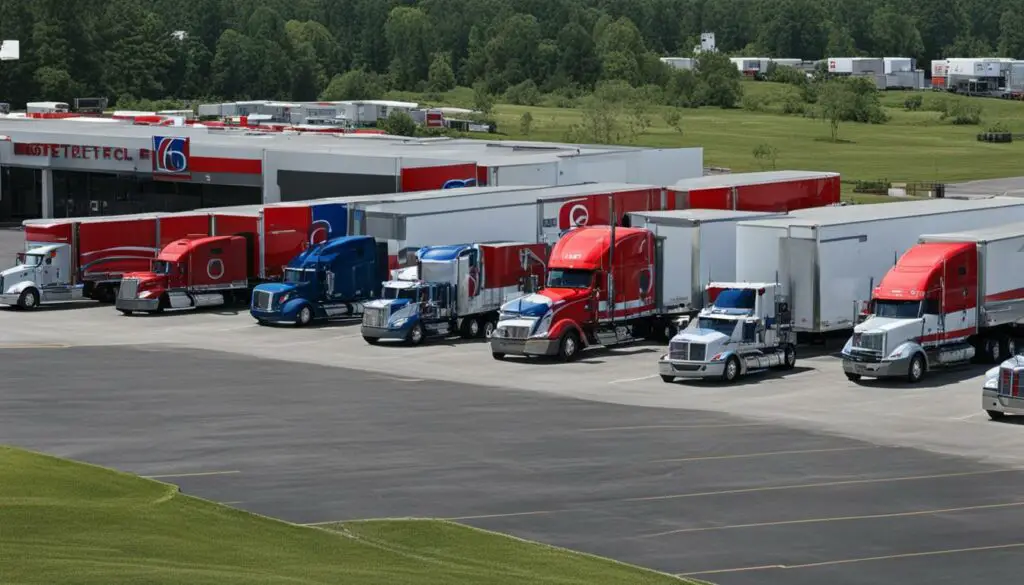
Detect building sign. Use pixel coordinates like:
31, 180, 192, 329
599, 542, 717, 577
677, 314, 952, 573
13, 143, 134, 161
152, 136, 190, 178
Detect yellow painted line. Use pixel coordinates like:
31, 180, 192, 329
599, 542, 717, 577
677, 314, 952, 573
623, 469, 1020, 503
144, 470, 241, 479
0, 342, 70, 349
576, 423, 771, 432
677, 542, 1024, 577
644, 500, 1024, 538
652, 446, 877, 464
443, 469, 1021, 521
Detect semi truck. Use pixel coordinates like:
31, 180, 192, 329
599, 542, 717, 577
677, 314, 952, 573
842, 222, 1024, 383
489, 207, 783, 361
250, 236, 389, 326
360, 241, 547, 345
669, 170, 840, 212
735, 197, 1024, 337
658, 282, 796, 383
2, 214, 211, 310
982, 355, 1024, 420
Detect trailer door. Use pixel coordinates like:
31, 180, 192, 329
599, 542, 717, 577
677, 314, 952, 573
780, 235, 818, 331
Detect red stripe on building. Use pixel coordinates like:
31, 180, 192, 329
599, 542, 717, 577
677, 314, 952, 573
190, 157, 263, 175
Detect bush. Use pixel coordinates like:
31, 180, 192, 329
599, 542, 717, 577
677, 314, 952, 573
504, 79, 541, 106
903, 94, 923, 111
741, 93, 770, 112
781, 94, 806, 115
941, 101, 982, 125
854, 180, 891, 194
768, 65, 808, 87
379, 110, 418, 136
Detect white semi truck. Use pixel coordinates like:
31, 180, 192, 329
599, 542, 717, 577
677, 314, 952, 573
982, 355, 1024, 420
0, 244, 84, 308
843, 222, 1024, 383
658, 282, 796, 383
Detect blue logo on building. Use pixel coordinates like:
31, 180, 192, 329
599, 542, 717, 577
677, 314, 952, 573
152, 136, 190, 174
442, 178, 477, 189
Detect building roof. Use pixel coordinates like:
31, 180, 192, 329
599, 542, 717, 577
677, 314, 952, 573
920, 221, 1024, 243
737, 197, 1024, 228
672, 170, 837, 190
627, 209, 784, 225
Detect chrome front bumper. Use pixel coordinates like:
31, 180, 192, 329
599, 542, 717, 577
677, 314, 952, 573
490, 337, 560, 356
841, 355, 911, 378
115, 298, 161, 312
0, 293, 21, 305
659, 359, 726, 379
360, 325, 409, 340
982, 389, 1024, 415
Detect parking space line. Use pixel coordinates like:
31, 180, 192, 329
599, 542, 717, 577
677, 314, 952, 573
676, 542, 1024, 577
643, 500, 1024, 538
652, 446, 878, 464
576, 423, 772, 432
143, 470, 241, 479
0, 342, 70, 349
608, 374, 658, 384
443, 469, 1021, 521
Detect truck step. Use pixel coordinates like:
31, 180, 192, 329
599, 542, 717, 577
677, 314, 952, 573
595, 326, 635, 347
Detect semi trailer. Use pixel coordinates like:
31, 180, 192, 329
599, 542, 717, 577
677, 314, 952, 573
250, 236, 389, 325
735, 198, 1024, 336
668, 170, 840, 212
360, 241, 547, 345
2, 214, 211, 309
658, 282, 796, 383
843, 222, 1024, 383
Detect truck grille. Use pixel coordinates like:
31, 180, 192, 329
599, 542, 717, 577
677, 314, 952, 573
998, 367, 1024, 397
854, 332, 884, 352
253, 290, 273, 310
505, 325, 532, 339
363, 307, 388, 328
669, 342, 706, 361
119, 278, 139, 299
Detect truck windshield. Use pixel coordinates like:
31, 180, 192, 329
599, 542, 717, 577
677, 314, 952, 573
16, 253, 43, 266
547, 269, 592, 288
384, 286, 419, 300
874, 300, 921, 319
284, 268, 309, 283
696, 317, 738, 336
151, 261, 174, 275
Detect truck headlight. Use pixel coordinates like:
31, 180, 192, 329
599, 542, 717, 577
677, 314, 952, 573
531, 312, 553, 337
709, 353, 725, 362
886, 346, 909, 360
391, 317, 408, 328
984, 377, 998, 390
278, 292, 292, 305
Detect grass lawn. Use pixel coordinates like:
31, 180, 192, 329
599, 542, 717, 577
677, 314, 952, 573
0, 446, 692, 585
389, 83, 1024, 203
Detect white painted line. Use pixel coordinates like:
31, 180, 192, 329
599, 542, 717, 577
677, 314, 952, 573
608, 374, 657, 384
144, 470, 241, 479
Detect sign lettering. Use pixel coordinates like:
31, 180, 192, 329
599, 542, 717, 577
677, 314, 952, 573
13, 142, 134, 161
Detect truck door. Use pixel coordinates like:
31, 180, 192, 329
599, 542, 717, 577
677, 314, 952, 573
456, 248, 478, 313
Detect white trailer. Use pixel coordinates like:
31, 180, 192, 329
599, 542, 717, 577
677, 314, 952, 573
625, 209, 786, 318
735, 198, 1024, 335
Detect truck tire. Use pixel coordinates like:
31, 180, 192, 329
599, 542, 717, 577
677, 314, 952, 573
17, 288, 39, 310
722, 356, 740, 383
781, 344, 796, 370
481, 318, 496, 339
492, 352, 505, 360
1002, 336, 1016, 360
558, 330, 581, 362
660, 374, 675, 383
406, 323, 426, 346
987, 409, 1006, 420
461, 318, 481, 339
661, 322, 678, 342
363, 336, 380, 345
845, 372, 861, 381
296, 305, 313, 327
985, 339, 1002, 364
907, 353, 926, 383
119, 309, 133, 316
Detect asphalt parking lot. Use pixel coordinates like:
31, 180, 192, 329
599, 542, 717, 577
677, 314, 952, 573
4, 343, 1024, 584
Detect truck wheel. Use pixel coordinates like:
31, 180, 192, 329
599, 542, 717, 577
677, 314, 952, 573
17, 289, 39, 310
987, 409, 1006, 420
406, 323, 425, 346
907, 353, 926, 383
558, 330, 581, 362
256, 319, 269, 326
482, 319, 496, 339
119, 309, 133, 316
721, 356, 740, 383
363, 336, 380, 345
1002, 336, 1016, 359
845, 372, 862, 381
296, 305, 313, 327
781, 344, 796, 370
661, 323, 678, 342
661, 375, 675, 383
492, 352, 505, 360
464, 318, 481, 339
986, 339, 1002, 363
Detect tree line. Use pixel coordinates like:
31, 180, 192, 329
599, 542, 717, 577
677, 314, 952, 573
2, 0, 1023, 108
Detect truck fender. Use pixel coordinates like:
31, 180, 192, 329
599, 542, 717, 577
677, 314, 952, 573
548, 319, 588, 347
892, 341, 927, 368
5, 280, 38, 296
715, 350, 745, 375
281, 297, 315, 321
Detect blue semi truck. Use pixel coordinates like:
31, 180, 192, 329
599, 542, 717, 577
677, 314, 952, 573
249, 235, 390, 326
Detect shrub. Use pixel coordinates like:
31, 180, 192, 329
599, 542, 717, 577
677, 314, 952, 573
504, 79, 541, 106
903, 94, 923, 111
942, 101, 983, 125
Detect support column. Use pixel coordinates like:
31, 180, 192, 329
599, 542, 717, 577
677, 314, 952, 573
40, 168, 53, 219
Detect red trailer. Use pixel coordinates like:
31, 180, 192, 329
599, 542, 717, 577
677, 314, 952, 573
669, 171, 840, 212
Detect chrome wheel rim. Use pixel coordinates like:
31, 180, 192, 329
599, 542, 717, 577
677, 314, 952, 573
25, 294, 35, 307
565, 337, 576, 357
912, 359, 922, 379
300, 307, 311, 324
412, 327, 422, 343
484, 321, 495, 338
727, 361, 737, 379
469, 320, 480, 336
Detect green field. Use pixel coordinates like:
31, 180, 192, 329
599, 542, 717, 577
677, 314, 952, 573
0, 446, 692, 585
391, 82, 1024, 203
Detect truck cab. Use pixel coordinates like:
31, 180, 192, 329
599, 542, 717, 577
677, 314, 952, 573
0, 244, 82, 309
982, 354, 1024, 420
116, 235, 251, 314
360, 272, 454, 344
250, 236, 387, 326
658, 283, 796, 383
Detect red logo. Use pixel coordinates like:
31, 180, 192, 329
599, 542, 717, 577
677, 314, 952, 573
558, 199, 591, 230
